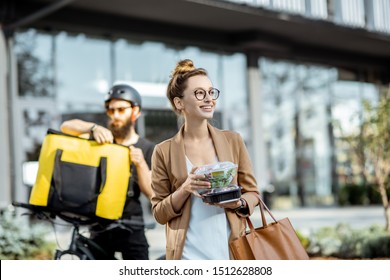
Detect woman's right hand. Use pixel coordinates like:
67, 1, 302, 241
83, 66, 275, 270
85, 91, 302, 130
180, 167, 211, 197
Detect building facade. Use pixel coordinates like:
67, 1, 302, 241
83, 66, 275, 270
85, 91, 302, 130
1, 0, 389, 209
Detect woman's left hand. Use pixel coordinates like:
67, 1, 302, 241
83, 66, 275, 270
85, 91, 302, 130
211, 199, 242, 210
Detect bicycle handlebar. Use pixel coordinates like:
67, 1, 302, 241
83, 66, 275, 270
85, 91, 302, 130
12, 201, 101, 226
12, 201, 151, 230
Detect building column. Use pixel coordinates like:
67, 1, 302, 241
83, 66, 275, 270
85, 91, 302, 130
246, 52, 269, 192
363, 0, 375, 30
8, 36, 30, 204
0, 29, 12, 209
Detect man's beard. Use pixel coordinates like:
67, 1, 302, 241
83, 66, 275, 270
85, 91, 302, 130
108, 117, 134, 140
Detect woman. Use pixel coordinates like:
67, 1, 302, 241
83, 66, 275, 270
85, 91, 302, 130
151, 59, 259, 260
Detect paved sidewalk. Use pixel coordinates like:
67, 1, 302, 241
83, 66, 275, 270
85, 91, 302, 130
258, 205, 385, 234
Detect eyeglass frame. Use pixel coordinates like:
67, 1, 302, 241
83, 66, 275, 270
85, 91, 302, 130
105, 106, 133, 116
193, 88, 220, 101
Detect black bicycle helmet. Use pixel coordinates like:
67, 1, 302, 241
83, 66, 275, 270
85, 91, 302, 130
105, 84, 142, 109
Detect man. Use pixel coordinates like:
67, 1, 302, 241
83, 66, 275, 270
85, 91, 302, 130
60, 84, 155, 259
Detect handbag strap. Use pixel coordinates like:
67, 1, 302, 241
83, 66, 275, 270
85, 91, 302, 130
245, 193, 278, 232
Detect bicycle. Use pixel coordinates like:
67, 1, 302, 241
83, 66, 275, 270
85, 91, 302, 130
12, 201, 159, 260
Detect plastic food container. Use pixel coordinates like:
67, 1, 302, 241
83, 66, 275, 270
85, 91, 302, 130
195, 161, 241, 203
195, 161, 238, 189
201, 184, 242, 204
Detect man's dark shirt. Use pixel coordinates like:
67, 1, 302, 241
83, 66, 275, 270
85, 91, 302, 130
122, 137, 155, 219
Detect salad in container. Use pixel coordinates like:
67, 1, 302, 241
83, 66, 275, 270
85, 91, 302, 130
195, 161, 241, 203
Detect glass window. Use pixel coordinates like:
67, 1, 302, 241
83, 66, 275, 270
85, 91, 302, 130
331, 80, 378, 135
56, 32, 111, 113
220, 53, 249, 138
14, 29, 247, 148
260, 58, 337, 204
14, 29, 54, 97
115, 40, 177, 84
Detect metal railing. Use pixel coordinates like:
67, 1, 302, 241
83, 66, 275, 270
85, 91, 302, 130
225, 0, 390, 34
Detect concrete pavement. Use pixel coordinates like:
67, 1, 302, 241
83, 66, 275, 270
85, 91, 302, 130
268, 205, 385, 233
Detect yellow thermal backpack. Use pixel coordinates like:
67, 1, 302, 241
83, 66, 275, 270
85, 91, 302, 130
29, 129, 131, 220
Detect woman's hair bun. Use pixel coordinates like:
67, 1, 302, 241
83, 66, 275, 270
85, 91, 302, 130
171, 59, 196, 77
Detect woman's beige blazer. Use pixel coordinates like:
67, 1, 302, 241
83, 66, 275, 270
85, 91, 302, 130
151, 123, 260, 260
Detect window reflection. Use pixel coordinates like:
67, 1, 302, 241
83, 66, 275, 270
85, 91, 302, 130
56, 32, 111, 113
14, 29, 54, 97
115, 40, 177, 83
261, 58, 384, 207
14, 29, 251, 146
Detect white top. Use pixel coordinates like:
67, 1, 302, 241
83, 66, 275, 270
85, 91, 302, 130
181, 156, 231, 260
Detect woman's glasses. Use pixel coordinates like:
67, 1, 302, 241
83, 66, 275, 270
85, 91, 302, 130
194, 88, 220, 101
106, 106, 132, 116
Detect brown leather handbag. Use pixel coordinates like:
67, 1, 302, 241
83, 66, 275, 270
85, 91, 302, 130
229, 196, 310, 260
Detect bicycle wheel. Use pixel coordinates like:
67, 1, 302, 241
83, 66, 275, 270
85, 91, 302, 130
54, 246, 95, 260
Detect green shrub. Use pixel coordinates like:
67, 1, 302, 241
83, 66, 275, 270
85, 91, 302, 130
338, 184, 366, 206
338, 184, 390, 206
0, 208, 55, 259
305, 223, 390, 259
361, 230, 390, 258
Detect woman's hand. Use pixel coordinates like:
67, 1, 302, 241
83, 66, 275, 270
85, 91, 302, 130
213, 199, 243, 210
171, 167, 211, 213
180, 167, 211, 197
